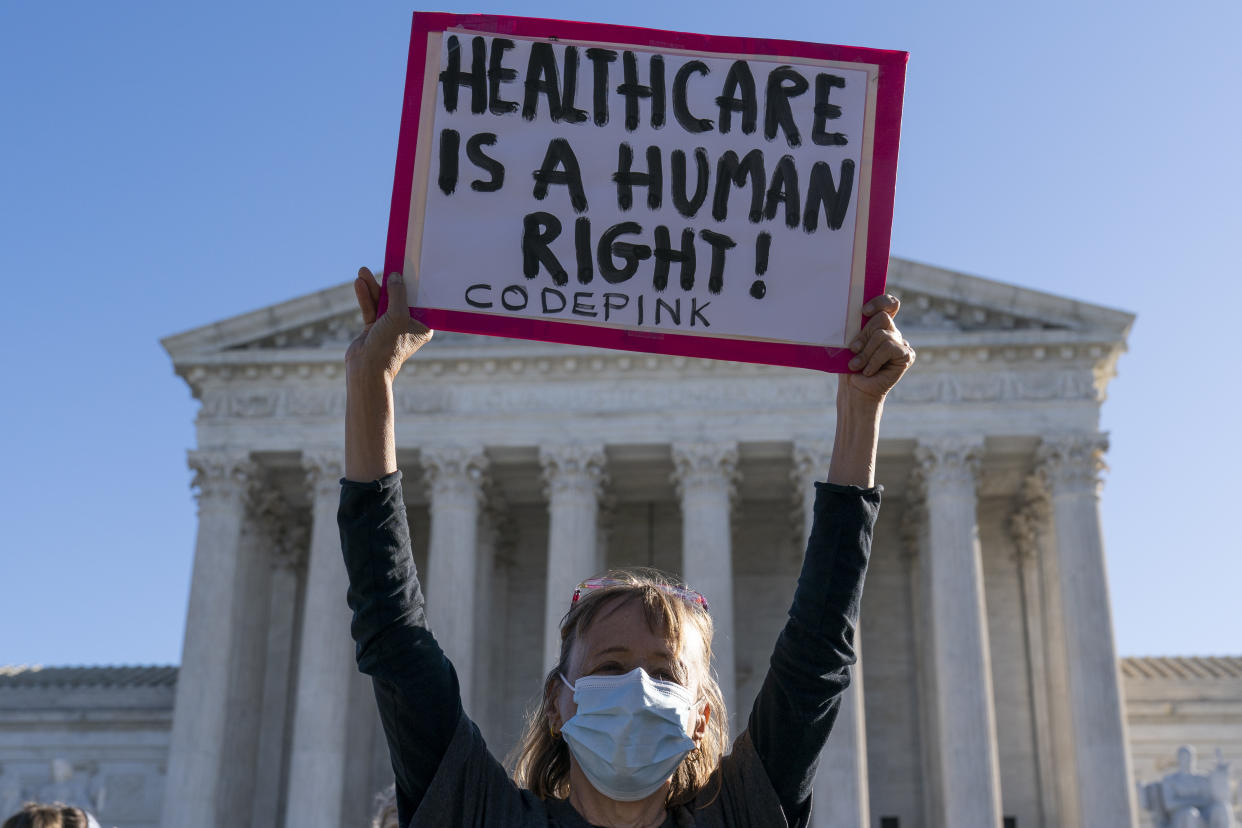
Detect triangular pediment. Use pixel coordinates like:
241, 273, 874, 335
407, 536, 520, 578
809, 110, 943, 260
162, 257, 1134, 362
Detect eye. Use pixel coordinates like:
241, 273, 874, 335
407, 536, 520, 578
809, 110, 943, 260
591, 661, 626, 675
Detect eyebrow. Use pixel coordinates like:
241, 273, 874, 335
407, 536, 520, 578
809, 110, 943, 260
590, 644, 679, 660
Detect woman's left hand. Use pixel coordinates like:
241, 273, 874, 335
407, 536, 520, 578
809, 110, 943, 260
842, 294, 916, 403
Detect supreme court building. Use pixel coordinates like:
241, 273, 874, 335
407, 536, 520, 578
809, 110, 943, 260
11, 257, 1237, 828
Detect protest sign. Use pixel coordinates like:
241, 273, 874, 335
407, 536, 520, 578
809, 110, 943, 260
384, 13, 906, 371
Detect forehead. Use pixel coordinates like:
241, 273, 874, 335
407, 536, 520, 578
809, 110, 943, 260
571, 597, 705, 668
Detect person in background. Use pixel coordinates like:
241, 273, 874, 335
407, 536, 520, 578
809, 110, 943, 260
370, 783, 399, 828
340, 267, 914, 827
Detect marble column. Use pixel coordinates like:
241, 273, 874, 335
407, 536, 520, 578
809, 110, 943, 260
471, 500, 505, 737
422, 444, 489, 709
217, 489, 284, 821
913, 437, 1003, 828
251, 518, 307, 828
540, 443, 607, 671
1036, 434, 1137, 827
1009, 477, 1063, 828
900, 481, 942, 827
161, 450, 256, 828
284, 452, 352, 828
671, 441, 738, 728
793, 441, 870, 828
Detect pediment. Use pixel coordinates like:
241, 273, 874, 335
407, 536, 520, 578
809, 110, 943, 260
162, 257, 1134, 364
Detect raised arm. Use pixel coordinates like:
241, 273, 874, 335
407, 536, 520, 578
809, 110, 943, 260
341, 269, 458, 821
827, 292, 914, 487
345, 268, 433, 481
748, 294, 914, 824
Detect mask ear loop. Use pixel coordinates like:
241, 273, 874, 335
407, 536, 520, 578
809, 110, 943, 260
558, 673, 576, 693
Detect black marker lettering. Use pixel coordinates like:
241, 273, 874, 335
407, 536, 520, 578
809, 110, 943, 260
712, 149, 765, 223
763, 154, 800, 228
812, 74, 848, 146
574, 217, 593, 284
501, 284, 529, 311
655, 297, 680, 326
613, 143, 662, 211
617, 51, 665, 131
465, 283, 493, 308
690, 297, 711, 327
716, 61, 757, 135
466, 132, 504, 192
803, 159, 855, 232
521, 211, 568, 285
439, 35, 487, 114
532, 138, 588, 213
572, 292, 597, 317
585, 48, 617, 126
560, 46, 589, 123
522, 42, 563, 121
488, 38, 519, 116
670, 148, 710, 218
764, 66, 809, 147
672, 61, 713, 133
652, 225, 696, 292
541, 287, 567, 313
698, 228, 736, 294
603, 293, 629, 321
438, 129, 460, 195
751, 231, 771, 299
598, 221, 651, 283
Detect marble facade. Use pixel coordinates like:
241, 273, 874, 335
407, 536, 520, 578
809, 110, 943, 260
3, 258, 1200, 827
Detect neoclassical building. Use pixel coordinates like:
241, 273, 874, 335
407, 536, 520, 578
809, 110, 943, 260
11, 258, 1236, 828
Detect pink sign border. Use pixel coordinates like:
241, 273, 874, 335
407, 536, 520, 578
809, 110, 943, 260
383, 12, 907, 373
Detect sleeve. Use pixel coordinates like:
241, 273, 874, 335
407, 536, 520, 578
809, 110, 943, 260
337, 472, 463, 825
745, 481, 881, 826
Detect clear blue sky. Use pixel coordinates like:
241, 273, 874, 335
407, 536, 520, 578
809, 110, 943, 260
2, 0, 1238, 666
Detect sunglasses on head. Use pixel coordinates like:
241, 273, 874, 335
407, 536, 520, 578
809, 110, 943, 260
570, 577, 710, 612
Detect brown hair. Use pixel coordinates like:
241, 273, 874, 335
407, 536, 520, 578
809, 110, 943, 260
2, 803, 89, 828
509, 569, 729, 806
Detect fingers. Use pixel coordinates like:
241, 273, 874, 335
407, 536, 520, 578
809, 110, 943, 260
862, 293, 900, 320
384, 271, 409, 319
861, 331, 913, 376
848, 302, 897, 370
354, 279, 377, 326
358, 267, 382, 304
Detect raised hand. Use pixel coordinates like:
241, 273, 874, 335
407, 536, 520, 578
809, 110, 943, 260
345, 267, 434, 382
842, 294, 915, 403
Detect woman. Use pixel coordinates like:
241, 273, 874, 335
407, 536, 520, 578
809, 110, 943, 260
340, 267, 914, 827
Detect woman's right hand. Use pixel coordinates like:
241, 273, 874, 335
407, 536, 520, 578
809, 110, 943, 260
345, 267, 434, 383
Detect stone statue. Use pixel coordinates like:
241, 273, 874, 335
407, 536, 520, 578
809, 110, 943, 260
1138, 745, 1237, 828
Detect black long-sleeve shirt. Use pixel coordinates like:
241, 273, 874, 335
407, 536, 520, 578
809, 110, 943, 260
338, 472, 879, 827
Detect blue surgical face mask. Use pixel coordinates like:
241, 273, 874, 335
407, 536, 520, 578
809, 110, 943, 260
558, 667, 698, 802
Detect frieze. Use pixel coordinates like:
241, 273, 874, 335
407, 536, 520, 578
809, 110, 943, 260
193, 368, 1103, 424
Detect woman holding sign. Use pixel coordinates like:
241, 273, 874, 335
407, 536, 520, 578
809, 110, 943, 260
339, 266, 914, 827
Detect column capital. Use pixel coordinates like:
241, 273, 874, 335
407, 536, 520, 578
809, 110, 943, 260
302, 450, 345, 500
671, 441, 739, 502
791, 439, 833, 486
899, 469, 928, 559
1036, 433, 1108, 496
188, 449, 258, 507
539, 443, 607, 500
914, 435, 984, 493
1008, 474, 1051, 562
272, 513, 310, 574
421, 444, 490, 503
